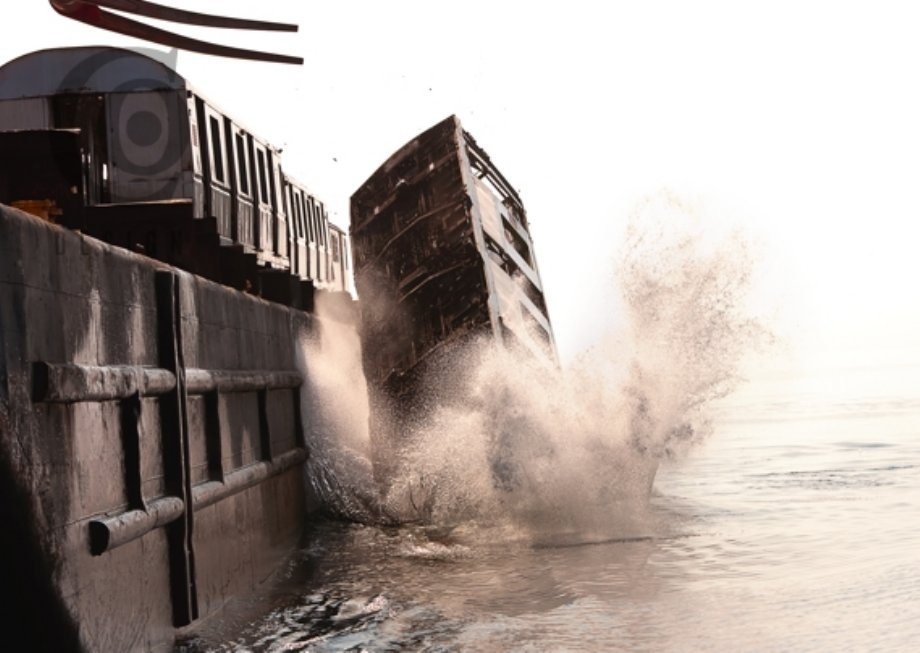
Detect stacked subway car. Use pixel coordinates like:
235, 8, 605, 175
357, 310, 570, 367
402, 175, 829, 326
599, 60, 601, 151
0, 46, 351, 307
350, 115, 557, 403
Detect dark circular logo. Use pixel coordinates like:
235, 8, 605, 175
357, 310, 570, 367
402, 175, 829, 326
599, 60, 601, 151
126, 111, 163, 147
126, 110, 162, 148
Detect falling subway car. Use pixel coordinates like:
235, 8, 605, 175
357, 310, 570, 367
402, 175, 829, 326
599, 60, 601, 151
350, 115, 557, 406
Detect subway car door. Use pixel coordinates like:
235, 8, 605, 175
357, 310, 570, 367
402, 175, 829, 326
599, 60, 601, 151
51, 93, 109, 204
105, 90, 184, 203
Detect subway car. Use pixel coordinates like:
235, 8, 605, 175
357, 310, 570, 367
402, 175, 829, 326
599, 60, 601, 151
350, 114, 557, 400
0, 46, 352, 303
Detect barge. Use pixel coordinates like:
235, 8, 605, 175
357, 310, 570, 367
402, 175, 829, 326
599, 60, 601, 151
0, 47, 354, 651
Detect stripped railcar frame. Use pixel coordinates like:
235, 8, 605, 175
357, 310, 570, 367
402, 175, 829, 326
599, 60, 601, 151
350, 115, 557, 400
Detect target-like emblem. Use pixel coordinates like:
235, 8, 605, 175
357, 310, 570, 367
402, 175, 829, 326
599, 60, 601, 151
55, 48, 186, 201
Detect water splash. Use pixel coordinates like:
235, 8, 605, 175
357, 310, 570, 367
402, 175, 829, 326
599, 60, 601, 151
295, 294, 381, 523
615, 191, 768, 457
300, 191, 766, 541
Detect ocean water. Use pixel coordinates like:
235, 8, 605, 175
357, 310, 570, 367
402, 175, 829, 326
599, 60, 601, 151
179, 198, 920, 651
180, 360, 920, 652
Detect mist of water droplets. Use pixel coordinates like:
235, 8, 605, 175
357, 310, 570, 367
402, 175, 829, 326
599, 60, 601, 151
298, 192, 766, 542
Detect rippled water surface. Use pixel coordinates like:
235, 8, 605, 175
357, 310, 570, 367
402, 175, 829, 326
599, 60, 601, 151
181, 362, 920, 652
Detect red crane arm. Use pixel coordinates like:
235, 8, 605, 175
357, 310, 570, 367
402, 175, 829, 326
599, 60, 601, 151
48, 0, 303, 64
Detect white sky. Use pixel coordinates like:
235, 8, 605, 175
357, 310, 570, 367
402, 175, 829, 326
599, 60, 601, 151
3, 1, 920, 371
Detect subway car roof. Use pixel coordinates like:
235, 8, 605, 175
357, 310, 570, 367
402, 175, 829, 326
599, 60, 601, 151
0, 46, 188, 100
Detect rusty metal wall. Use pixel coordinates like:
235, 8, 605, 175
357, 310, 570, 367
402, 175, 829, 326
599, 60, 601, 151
0, 203, 313, 652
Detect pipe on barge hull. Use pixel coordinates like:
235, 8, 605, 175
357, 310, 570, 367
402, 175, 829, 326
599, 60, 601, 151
89, 496, 185, 555
34, 362, 305, 403
191, 447, 307, 510
88, 448, 307, 555
0, 203, 328, 652
33, 363, 178, 402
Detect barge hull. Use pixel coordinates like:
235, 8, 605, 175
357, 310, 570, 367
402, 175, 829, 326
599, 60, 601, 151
0, 203, 316, 651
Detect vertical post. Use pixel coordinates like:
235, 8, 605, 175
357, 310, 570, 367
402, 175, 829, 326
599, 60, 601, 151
155, 271, 198, 626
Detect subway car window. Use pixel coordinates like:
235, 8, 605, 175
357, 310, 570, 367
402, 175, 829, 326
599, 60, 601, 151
306, 197, 316, 242
209, 116, 224, 182
257, 150, 269, 204
296, 193, 306, 237
235, 132, 249, 195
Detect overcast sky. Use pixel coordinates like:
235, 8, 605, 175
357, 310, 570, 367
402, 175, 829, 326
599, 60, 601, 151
3, 1, 920, 371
